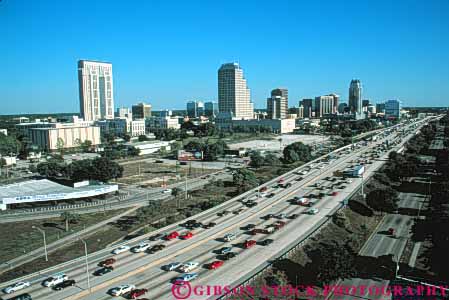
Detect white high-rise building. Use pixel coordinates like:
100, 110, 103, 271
218, 63, 254, 119
78, 60, 114, 121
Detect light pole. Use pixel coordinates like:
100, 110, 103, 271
360, 171, 365, 198
80, 239, 91, 292
32, 226, 48, 262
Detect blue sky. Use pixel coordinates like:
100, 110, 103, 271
1, 0, 449, 114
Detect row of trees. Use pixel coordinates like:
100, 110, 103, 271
249, 151, 280, 168
183, 140, 229, 161
283, 142, 312, 163
36, 157, 123, 182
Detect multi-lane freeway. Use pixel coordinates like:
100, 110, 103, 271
0, 117, 435, 300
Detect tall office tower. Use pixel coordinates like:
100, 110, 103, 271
328, 93, 340, 113
267, 96, 281, 119
338, 103, 348, 114
299, 99, 313, 118
78, 60, 114, 121
270, 88, 288, 119
348, 79, 362, 114
132, 102, 152, 119
376, 103, 386, 114
218, 63, 254, 119
314, 95, 336, 117
197, 101, 205, 117
204, 102, 219, 117
186, 101, 204, 118
385, 99, 401, 119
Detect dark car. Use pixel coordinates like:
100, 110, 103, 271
53, 280, 76, 291
192, 222, 203, 228
266, 193, 275, 198
94, 266, 114, 276
129, 288, 148, 299
203, 222, 217, 229
148, 233, 163, 241
221, 252, 237, 260
245, 224, 256, 230
260, 239, 274, 246
263, 214, 274, 220
289, 214, 299, 219
246, 201, 257, 208
148, 244, 166, 253
8, 294, 32, 300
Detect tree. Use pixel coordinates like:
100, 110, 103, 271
366, 188, 399, 214
232, 168, 259, 192
80, 140, 92, 153
56, 138, 65, 156
60, 212, 81, 232
138, 135, 148, 142
249, 151, 264, 168
123, 134, 131, 142
0, 134, 21, 156
265, 153, 280, 166
283, 142, 311, 163
127, 146, 140, 156
184, 141, 204, 152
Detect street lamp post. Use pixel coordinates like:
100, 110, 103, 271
80, 239, 91, 292
32, 226, 48, 262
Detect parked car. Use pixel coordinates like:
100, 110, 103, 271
3, 282, 31, 294
53, 280, 76, 291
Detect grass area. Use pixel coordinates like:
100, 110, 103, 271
0, 209, 128, 264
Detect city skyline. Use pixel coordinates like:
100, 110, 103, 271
1, 0, 449, 114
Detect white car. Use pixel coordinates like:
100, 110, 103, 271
164, 262, 181, 271
112, 245, 130, 255
300, 170, 308, 175
162, 189, 172, 194
260, 192, 268, 197
110, 284, 136, 296
223, 233, 236, 242
3, 281, 31, 294
173, 272, 198, 284
307, 208, 320, 215
179, 262, 199, 273
131, 243, 150, 253
43, 274, 68, 287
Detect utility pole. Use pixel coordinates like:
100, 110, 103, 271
80, 239, 91, 292
184, 165, 188, 200
32, 226, 48, 262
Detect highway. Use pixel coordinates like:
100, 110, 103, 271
0, 118, 433, 300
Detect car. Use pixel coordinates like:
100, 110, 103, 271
208, 260, 224, 270
110, 284, 136, 296
131, 243, 150, 253
148, 233, 164, 241
307, 208, 319, 215
155, 160, 164, 163
129, 288, 148, 299
162, 189, 172, 194
165, 231, 179, 240
245, 201, 257, 207
112, 245, 130, 254
94, 266, 114, 276
164, 262, 181, 271
233, 208, 244, 214
98, 258, 116, 267
43, 274, 68, 287
218, 247, 233, 254
179, 262, 199, 273
260, 239, 274, 246
263, 214, 274, 220
274, 213, 287, 219
3, 281, 31, 294
217, 210, 230, 216
244, 240, 257, 249
6, 293, 32, 300
172, 273, 198, 284
53, 280, 76, 291
330, 191, 339, 196
259, 186, 268, 192
388, 228, 395, 235
180, 232, 194, 239
203, 222, 216, 228
281, 183, 292, 188
223, 233, 236, 242
185, 219, 197, 225
148, 244, 165, 253
277, 178, 285, 183
289, 214, 299, 219
245, 224, 256, 230
221, 252, 237, 260
300, 170, 308, 175
192, 222, 203, 228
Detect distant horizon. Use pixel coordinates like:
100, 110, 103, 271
1, 0, 448, 114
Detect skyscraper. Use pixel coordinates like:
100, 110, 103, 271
299, 99, 313, 118
348, 79, 362, 114
385, 99, 401, 119
186, 101, 204, 118
218, 63, 254, 119
132, 102, 152, 119
78, 60, 114, 121
314, 95, 337, 117
269, 88, 288, 119
204, 102, 219, 117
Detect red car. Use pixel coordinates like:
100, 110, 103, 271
388, 228, 395, 235
166, 231, 179, 240
331, 191, 339, 196
129, 288, 148, 299
259, 186, 268, 192
278, 178, 285, 183
98, 258, 116, 267
244, 240, 257, 249
209, 260, 224, 269
180, 231, 193, 240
